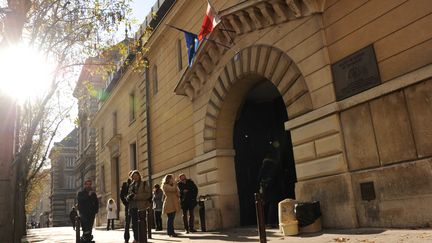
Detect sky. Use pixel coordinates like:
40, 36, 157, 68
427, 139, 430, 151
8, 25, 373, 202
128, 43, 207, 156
130, 0, 156, 33
54, 0, 156, 144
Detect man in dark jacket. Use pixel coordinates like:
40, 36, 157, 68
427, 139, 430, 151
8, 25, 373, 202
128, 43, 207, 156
258, 147, 284, 228
120, 171, 133, 243
77, 179, 99, 243
69, 206, 78, 230
177, 173, 198, 233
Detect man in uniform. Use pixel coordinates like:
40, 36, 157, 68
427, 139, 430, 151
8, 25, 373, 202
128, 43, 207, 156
77, 179, 99, 242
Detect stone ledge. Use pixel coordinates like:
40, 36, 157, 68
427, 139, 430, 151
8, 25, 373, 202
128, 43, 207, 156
291, 114, 340, 146
285, 63, 432, 130
151, 149, 235, 179
293, 141, 316, 163
296, 153, 346, 180
315, 133, 343, 157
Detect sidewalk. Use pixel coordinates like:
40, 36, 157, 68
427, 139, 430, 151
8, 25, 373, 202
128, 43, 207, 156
25, 226, 432, 243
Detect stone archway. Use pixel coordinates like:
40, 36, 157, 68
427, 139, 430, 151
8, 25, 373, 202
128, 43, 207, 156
193, 45, 313, 229
203, 45, 313, 153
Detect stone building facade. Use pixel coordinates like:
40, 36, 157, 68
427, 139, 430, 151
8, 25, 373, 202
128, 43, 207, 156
91, 47, 144, 225
73, 58, 105, 194
94, 0, 432, 230
49, 129, 78, 226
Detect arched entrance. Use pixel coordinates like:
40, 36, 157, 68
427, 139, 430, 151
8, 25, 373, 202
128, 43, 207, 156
233, 79, 297, 226
197, 45, 313, 229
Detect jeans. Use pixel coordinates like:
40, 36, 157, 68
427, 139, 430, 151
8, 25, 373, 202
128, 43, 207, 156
182, 208, 195, 231
124, 207, 131, 242
129, 208, 139, 241
154, 210, 162, 230
106, 219, 114, 230
167, 212, 176, 235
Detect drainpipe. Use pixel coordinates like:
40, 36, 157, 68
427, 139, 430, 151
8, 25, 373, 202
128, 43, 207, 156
144, 59, 153, 186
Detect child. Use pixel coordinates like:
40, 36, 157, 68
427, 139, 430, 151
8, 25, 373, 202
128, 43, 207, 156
106, 198, 118, 230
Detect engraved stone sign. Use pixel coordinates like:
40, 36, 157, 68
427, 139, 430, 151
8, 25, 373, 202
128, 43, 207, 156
332, 45, 381, 101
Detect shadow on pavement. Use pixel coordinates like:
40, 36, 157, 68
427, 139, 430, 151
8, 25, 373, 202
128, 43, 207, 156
166, 227, 283, 242
292, 228, 386, 238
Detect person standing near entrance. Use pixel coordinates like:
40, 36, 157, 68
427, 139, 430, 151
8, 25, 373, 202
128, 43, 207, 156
127, 170, 152, 243
177, 173, 198, 233
152, 184, 163, 231
258, 145, 284, 228
77, 179, 99, 242
120, 170, 133, 243
106, 198, 117, 230
162, 174, 180, 237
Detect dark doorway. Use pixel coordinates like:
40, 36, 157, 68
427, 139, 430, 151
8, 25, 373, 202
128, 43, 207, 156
233, 80, 297, 226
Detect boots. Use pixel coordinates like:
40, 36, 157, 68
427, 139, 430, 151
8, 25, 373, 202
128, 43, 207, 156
80, 234, 94, 243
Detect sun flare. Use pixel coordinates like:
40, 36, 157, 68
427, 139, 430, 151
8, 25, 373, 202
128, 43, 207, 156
0, 44, 56, 102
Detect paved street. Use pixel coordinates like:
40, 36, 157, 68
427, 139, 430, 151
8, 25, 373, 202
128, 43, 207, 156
25, 226, 432, 243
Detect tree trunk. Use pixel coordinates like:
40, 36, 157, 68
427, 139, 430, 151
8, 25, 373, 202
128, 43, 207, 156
12, 156, 27, 243
1, 0, 32, 46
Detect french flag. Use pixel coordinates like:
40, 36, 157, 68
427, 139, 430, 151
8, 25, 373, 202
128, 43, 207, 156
198, 2, 221, 41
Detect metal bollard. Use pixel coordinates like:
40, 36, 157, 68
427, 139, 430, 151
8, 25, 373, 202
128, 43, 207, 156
138, 210, 148, 243
198, 201, 206, 232
75, 216, 81, 243
254, 193, 267, 243
146, 208, 152, 239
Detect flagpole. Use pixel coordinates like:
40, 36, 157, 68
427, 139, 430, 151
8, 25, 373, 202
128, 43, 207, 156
202, 38, 232, 49
165, 24, 194, 34
207, 0, 235, 45
218, 28, 236, 33
206, 0, 217, 12
166, 24, 232, 50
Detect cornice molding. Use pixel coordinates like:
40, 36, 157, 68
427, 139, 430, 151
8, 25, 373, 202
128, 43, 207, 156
174, 0, 326, 100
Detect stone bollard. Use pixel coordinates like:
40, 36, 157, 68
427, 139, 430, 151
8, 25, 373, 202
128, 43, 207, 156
198, 195, 210, 232
146, 208, 152, 239
138, 210, 148, 243
75, 216, 81, 243
254, 193, 267, 243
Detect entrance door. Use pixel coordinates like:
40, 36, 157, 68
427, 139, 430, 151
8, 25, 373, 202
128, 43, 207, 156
233, 80, 297, 226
